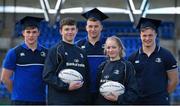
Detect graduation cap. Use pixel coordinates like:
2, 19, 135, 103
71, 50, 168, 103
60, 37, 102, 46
19, 16, 44, 30
136, 17, 161, 32
82, 8, 109, 21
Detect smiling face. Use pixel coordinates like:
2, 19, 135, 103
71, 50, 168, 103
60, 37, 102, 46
60, 25, 78, 44
140, 28, 157, 48
105, 38, 122, 61
86, 19, 102, 39
22, 27, 40, 46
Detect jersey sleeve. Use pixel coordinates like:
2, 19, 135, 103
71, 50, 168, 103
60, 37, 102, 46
163, 50, 177, 71
96, 61, 107, 91
83, 51, 91, 90
2, 48, 16, 71
82, 51, 91, 103
43, 46, 69, 91
117, 61, 139, 104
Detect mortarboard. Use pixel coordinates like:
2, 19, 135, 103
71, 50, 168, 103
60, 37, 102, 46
19, 16, 44, 30
82, 8, 109, 21
136, 17, 161, 31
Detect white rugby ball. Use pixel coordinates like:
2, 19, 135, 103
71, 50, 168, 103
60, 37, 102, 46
99, 81, 125, 97
58, 69, 83, 84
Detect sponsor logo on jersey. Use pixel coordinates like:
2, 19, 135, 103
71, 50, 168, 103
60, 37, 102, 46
155, 57, 162, 63
20, 52, 25, 56
40, 51, 46, 57
66, 62, 85, 67
81, 45, 85, 49
74, 59, 79, 63
80, 53, 84, 58
65, 52, 68, 55
113, 70, 120, 75
135, 60, 140, 63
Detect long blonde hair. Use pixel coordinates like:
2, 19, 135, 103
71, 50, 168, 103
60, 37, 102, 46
104, 36, 126, 58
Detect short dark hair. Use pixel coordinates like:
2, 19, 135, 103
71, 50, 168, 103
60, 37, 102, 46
60, 17, 77, 29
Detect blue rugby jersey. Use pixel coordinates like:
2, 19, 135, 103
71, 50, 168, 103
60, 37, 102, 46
76, 37, 106, 55
3, 42, 48, 102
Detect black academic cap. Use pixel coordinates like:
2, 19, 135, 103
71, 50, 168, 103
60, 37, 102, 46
19, 16, 44, 29
82, 8, 109, 21
136, 17, 161, 31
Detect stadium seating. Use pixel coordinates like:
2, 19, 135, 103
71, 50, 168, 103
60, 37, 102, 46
159, 22, 175, 39
14, 20, 175, 48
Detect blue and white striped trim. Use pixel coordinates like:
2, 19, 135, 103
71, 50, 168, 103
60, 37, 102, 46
16, 63, 44, 66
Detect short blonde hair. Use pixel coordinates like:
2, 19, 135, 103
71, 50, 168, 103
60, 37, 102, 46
104, 36, 126, 58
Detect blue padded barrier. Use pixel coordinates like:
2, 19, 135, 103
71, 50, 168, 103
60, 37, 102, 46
159, 22, 175, 39
119, 36, 141, 58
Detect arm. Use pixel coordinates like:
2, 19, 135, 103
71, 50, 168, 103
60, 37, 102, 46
68, 53, 87, 91
167, 68, 179, 94
163, 49, 179, 94
84, 53, 91, 91
1, 48, 16, 93
1, 68, 13, 93
96, 61, 107, 92
69, 52, 89, 91
43, 47, 69, 91
117, 62, 139, 104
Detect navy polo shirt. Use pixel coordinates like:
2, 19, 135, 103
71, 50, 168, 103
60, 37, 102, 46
76, 37, 106, 55
2, 42, 47, 102
128, 46, 177, 97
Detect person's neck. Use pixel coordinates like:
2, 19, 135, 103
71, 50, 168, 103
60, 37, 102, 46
143, 44, 156, 57
26, 42, 37, 51
110, 56, 121, 61
88, 35, 100, 45
63, 40, 74, 45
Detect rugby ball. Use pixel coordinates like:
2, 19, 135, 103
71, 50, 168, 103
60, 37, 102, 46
99, 81, 125, 97
58, 69, 83, 84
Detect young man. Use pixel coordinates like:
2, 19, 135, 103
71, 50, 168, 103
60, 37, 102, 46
76, 8, 109, 104
76, 8, 109, 55
1, 16, 47, 105
43, 17, 90, 105
128, 17, 179, 105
